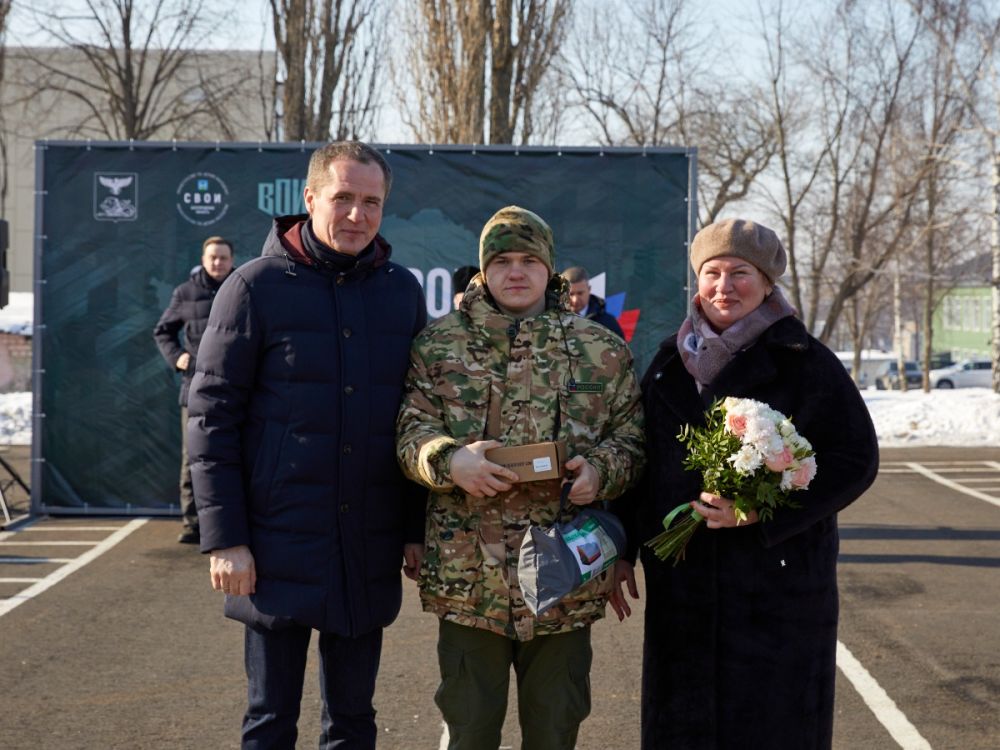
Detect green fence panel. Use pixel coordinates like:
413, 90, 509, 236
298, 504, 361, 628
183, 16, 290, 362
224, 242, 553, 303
35, 142, 694, 512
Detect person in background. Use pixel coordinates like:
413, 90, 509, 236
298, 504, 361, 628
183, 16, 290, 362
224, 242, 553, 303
611, 218, 878, 749
561, 265, 625, 338
397, 205, 645, 750
187, 141, 427, 749
153, 236, 234, 544
451, 264, 479, 310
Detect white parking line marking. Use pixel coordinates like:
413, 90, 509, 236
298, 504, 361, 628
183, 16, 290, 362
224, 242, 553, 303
883, 460, 996, 466
0, 519, 147, 618
878, 466, 1000, 475
905, 463, 1000, 509
14, 525, 130, 532
0, 522, 130, 543
438, 721, 449, 750
0, 577, 43, 582
0, 540, 101, 546
837, 641, 931, 749
0, 557, 75, 564
880, 462, 1000, 472
919, 468, 995, 473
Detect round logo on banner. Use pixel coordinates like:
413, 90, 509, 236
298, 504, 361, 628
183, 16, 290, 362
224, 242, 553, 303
176, 172, 230, 225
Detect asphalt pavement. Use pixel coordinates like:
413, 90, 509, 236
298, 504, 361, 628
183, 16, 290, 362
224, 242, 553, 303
0, 446, 998, 749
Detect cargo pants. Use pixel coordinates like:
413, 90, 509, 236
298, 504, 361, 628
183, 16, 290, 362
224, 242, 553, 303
435, 619, 592, 750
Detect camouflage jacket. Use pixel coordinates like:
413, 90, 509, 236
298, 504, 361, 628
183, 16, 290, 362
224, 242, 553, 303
396, 276, 645, 640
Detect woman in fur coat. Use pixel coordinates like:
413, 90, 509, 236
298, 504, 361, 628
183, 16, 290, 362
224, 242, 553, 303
611, 218, 879, 749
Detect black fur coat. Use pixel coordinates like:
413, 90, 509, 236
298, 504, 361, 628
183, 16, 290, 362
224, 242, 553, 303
617, 315, 878, 749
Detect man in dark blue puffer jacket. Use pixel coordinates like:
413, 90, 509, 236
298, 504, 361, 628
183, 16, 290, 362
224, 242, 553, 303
187, 141, 427, 749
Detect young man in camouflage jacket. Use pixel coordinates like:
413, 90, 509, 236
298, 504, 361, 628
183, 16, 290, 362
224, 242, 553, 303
396, 205, 645, 749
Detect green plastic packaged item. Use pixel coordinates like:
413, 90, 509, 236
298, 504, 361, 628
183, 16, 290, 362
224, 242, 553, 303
518, 484, 626, 616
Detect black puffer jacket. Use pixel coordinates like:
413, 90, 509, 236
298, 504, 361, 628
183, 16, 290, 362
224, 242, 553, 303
153, 266, 224, 406
187, 215, 427, 636
585, 294, 625, 339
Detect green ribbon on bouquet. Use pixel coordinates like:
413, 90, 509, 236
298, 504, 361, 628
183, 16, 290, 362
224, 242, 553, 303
647, 501, 705, 564
662, 502, 703, 530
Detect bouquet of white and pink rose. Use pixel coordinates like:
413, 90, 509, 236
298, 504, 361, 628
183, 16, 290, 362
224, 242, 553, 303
646, 396, 817, 564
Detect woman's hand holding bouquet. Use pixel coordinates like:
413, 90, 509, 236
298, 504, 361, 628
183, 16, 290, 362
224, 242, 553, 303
646, 397, 817, 564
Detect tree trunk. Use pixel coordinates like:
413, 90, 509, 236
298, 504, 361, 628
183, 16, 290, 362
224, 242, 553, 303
992, 143, 1000, 392
490, 0, 514, 143
280, 1, 309, 141
894, 262, 906, 391
923, 169, 939, 392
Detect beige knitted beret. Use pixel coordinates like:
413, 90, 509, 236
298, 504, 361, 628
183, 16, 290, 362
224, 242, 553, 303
690, 219, 787, 282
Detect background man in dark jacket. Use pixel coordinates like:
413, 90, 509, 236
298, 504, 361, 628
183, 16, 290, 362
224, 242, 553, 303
153, 236, 234, 544
561, 265, 626, 338
187, 141, 427, 749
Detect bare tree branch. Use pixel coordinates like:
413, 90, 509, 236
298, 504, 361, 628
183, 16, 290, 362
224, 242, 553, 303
270, 0, 384, 142
0, 0, 14, 216
564, 0, 777, 224
19, 0, 252, 141
398, 0, 568, 144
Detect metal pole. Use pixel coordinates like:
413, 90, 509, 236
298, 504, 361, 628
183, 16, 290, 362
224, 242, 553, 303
30, 142, 45, 515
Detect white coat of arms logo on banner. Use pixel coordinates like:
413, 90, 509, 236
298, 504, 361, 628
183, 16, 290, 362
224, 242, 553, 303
93, 172, 138, 222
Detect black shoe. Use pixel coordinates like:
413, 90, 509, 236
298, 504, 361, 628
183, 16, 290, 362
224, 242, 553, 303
177, 528, 200, 544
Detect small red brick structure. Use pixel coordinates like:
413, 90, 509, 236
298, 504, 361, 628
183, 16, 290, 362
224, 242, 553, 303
0, 331, 31, 392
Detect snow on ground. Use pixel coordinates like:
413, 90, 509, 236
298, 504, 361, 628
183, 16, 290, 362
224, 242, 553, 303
0, 292, 33, 336
0, 386, 996, 448
861, 387, 1000, 448
0, 392, 32, 444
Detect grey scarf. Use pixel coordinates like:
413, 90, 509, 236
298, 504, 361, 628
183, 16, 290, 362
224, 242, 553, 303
677, 286, 796, 388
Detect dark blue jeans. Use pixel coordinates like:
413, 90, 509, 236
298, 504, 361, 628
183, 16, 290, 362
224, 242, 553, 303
242, 622, 383, 749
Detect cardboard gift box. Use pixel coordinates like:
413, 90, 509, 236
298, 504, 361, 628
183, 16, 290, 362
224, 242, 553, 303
484, 440, 567, 483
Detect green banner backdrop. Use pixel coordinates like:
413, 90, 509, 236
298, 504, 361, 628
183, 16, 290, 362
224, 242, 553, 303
33, 142, 695, 513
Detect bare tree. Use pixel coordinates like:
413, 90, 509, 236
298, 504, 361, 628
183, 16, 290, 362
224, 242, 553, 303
399, 0, 570, 144
565, 0, 692, 146
910, 0, 1000, 392
489, 0, 571, 143
565, 0, 777, 225
906, 2, 983, 389
785, 3, 927, 347
842, 245, 895, 365
0, 0, 13, 216
678, 90, 778, 226
16, 0, 254, 141
270, 0, 385, 142
754, 0, 843, 323
399, 0, 490, 143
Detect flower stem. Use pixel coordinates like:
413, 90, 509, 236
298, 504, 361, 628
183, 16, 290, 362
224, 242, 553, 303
646, 509, 704, 565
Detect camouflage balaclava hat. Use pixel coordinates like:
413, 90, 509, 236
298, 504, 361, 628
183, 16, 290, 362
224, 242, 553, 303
479, 206, 555, 275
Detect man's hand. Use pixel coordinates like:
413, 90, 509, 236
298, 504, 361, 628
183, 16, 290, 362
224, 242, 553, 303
209, 545, 256, 596
608, 560, 639, 621
564, 456, 600, 505
176, 352, 191, 372
450, 440, 519, 497
402, 543, 424, 581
